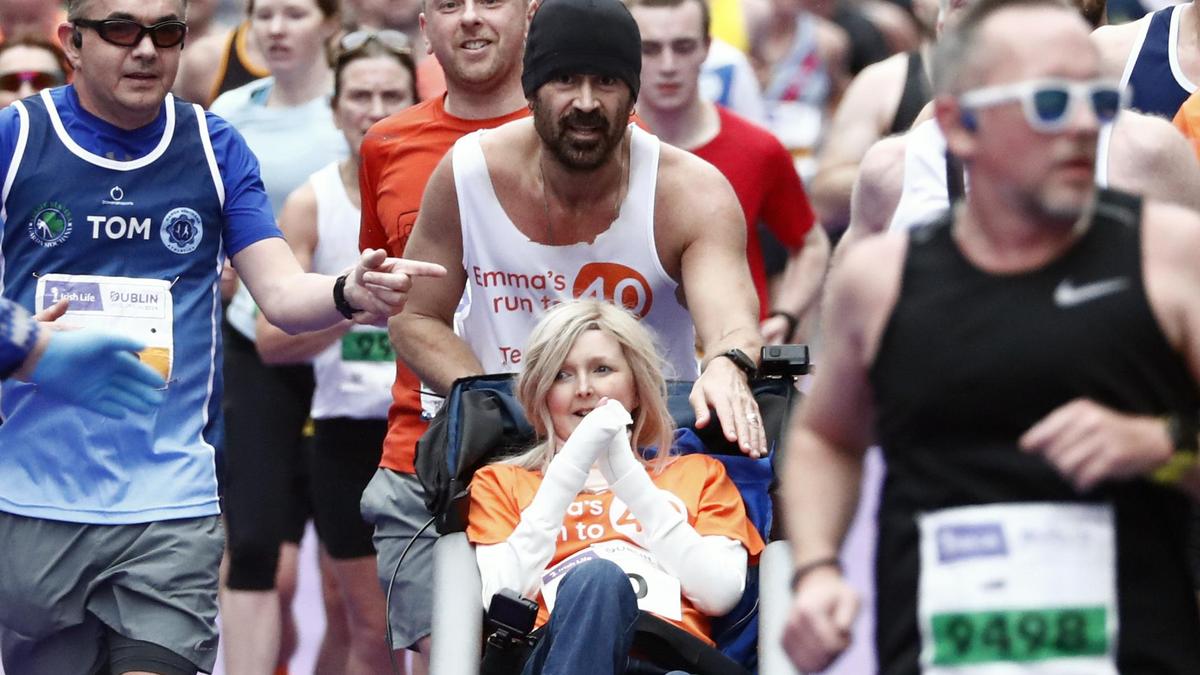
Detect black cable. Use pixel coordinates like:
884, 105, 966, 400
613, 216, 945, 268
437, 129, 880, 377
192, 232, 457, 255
387, 513, 438, 675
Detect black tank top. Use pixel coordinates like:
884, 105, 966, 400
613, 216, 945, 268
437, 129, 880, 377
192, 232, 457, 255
209, 23, 266, 105
868, 190, 1200, 674
888, 50, 930, 134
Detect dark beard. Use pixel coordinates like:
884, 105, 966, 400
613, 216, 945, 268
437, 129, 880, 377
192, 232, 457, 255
533, 101, 628, 172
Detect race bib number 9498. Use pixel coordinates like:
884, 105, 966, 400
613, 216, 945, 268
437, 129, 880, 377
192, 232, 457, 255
930, 607, 1108, 666
917, 502, 1117, 674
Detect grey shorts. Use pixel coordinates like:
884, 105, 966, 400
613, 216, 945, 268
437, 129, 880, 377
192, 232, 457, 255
360, 468, 438, 650
0, 512, 223, 674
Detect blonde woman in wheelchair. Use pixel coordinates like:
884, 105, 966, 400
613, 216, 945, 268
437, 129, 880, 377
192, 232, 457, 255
466, 300, 765, 675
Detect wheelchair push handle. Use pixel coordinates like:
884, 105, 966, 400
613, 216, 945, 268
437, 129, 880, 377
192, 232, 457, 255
757, 344, 811, 378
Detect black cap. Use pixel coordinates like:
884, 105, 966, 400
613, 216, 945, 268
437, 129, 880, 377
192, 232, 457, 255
522, 0, 642, 101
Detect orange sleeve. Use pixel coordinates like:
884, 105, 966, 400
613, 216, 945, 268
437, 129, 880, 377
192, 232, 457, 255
1173, 96, 1200, 164
466, 465, 526, 546
358, 128, 390, 253
692, 458, 766, 559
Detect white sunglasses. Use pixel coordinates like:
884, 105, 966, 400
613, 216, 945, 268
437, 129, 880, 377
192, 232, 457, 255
958, 78, 1127, 132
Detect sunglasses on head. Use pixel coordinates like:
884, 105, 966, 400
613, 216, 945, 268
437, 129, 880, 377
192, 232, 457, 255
73, 18, 188, 49
337, 29, 411, 56
0, 71, 63, 92
958, 78, 1126, 133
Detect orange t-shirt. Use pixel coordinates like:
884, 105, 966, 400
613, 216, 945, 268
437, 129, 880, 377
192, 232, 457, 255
466, 454, 765, 643
1174, 91, 1200, 163
358, 95, 530, 473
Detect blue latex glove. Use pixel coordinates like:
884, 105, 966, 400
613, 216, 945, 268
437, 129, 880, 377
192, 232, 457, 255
30, 331, 166, 419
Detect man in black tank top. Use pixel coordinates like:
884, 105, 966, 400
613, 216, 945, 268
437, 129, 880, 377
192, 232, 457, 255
780, 0, 1200, 673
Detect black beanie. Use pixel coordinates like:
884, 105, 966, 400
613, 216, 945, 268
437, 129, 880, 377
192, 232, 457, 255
522, 0, 642, 101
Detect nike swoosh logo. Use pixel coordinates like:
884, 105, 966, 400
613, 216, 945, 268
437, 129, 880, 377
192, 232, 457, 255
1053, 277, 1130, 307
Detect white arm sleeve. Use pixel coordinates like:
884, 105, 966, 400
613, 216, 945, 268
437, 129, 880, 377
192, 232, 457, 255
610, 466, 749, 616
601, 434, 749, 615
474, 401, 632, 606
474, 454, 586, 605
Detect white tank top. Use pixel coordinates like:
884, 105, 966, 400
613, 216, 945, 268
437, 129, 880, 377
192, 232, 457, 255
889, 119, 953, 232
453, 124, 699, 380
308, 162, 394, 420
888, 120, 1113, 232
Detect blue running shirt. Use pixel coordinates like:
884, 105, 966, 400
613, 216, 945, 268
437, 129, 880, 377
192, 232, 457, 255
0, 86, 280, 524
1121, 5, 1196, 118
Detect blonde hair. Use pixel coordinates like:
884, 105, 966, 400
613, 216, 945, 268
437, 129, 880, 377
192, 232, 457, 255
508, 300, 676, 474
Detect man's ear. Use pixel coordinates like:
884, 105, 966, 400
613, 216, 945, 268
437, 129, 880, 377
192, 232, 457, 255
58, 22, 83, 69
935, 95, 978, 160
418, 13, 436, 57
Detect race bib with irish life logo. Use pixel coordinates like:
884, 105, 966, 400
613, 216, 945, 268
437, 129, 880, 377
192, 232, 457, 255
916, 502, 1118, 675
35, 273, 173, 381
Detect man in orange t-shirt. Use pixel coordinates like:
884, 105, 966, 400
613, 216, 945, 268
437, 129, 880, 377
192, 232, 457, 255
356, 0, 532, 665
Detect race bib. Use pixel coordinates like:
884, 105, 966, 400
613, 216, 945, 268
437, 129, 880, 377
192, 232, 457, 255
340, 330, 394, 362
541, 540, 683, 621
36, 274, 173, 381
917, 502, 1118, 674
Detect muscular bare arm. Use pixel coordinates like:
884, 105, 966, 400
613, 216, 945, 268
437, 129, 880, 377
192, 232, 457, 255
763, 225, 830, 344
659, 147, 767, 456
1091, 18, 1143, 80
1108, 110, 1200, 211
830, 133, 908, 271
809, 53, 908, 230
781, 233, 907, 672
388, 152, 485, 395
174, 29, 228, 106
255, 182, 353, 365
1142, 201, 1200, 499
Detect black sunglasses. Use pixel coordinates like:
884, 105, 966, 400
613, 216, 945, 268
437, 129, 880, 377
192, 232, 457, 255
73, 18, 188, 49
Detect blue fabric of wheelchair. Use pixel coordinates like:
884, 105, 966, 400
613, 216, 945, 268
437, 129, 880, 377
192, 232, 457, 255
661, 430, 770, 669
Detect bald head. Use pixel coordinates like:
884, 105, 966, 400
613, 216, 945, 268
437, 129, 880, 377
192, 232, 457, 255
933, 0, 1093, 94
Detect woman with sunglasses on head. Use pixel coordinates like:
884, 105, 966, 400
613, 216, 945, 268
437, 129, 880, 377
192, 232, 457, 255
255, 31, 417, 675
0, 34, 68, 109
467, 299, 765, 674
208, 1, 348, 674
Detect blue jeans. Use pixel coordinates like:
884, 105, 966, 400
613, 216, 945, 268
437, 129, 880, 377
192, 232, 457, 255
522, 559, 639, 675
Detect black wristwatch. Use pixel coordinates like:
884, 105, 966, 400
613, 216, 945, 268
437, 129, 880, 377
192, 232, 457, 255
1167, 413, 1199, 454
711, 348, 757, 378
333, 273, 361, 319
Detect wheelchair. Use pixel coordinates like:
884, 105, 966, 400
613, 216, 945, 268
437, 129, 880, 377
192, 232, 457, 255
414, 346, 812, 675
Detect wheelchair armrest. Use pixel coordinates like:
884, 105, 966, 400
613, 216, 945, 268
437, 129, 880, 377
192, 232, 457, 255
758, 540, 804, 675
431, 532, 484, 675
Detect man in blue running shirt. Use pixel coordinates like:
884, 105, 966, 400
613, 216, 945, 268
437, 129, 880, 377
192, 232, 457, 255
0, 1, 445, 673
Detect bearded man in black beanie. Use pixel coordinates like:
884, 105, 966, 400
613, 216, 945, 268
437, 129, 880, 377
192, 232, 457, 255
396, 0, 770, 459
396, 2, 770, 669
